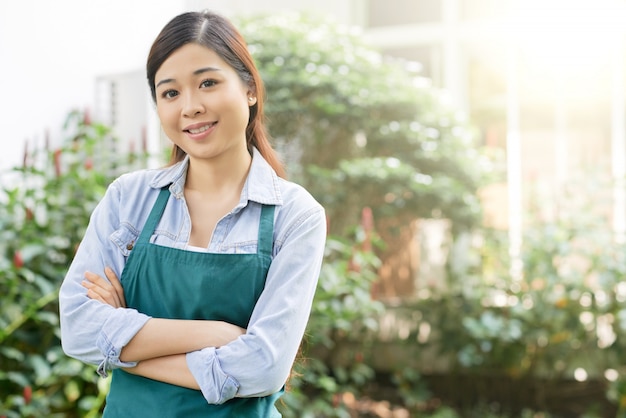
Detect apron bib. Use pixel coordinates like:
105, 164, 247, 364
103, 188, 282, 417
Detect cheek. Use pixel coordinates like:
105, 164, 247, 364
234, 95, 252, 122
156, 105, 176, 127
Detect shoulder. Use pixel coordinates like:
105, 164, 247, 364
274, 177, 325, 237
101, 166, 174, 215
276, 177, 322, 213
109, 161, 183, 196
107, 170, 154, 200
113, 166, 166, 189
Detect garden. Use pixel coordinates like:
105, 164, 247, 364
2, 12, 626, 418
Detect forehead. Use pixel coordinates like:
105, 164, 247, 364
155, 43, 232, 81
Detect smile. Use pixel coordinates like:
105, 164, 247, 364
185, 122, 217, 134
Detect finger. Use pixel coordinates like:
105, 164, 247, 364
85, 270, 122, 308
104, 267, 126, 308
82, 282, 109, 304
82, 274, 121, 308
84, 271, 106, 284
83, 279, 114, 304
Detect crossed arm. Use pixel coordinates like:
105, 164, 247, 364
82, 268, 245, 389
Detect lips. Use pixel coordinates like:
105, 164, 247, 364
184, 122, 217, 134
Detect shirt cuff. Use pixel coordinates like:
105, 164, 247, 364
95, 308, 151, 377
186, 347, 240, 404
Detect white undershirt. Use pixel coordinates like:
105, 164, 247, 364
186, 245, 209, 253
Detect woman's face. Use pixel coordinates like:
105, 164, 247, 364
154, 43, 255, 164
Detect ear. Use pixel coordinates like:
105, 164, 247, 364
246, 81, 257, 106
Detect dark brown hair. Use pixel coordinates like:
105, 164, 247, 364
146, 11, 285, 178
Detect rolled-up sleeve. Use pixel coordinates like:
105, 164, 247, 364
59, 180, 151, 376
186, 203, 326, 403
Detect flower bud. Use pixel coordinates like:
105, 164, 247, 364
13, 251, 23, 269
23, 385, 32, 404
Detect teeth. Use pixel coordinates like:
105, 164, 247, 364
188, 123, 213, 134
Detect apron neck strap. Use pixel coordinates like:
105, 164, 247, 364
258, 205, 275, 257
137, 187, 171, 244
138, 187, 275, 255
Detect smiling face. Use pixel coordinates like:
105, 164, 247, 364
154, 43, 256, 165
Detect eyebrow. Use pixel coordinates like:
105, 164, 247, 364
155, 67, 222, 88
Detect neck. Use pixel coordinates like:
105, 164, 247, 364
185, 150, 252, 196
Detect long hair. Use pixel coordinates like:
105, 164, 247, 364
146, 11, 285, 178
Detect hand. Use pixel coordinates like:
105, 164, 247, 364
82, 267, 126, 308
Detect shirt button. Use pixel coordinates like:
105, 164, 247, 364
126, 243, 134, 251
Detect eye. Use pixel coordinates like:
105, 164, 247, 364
161, 89, 179, 99
200, 79, 218, 88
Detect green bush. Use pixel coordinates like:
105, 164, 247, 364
279, 221, 385, 418
387, 178, 626, 416
0, 111, 118, 417
0, 111, 385, 417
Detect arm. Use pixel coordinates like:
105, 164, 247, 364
186, 203, 327, 404
83, 267, 246, 362
124, 355, 200, 389
60, 179, 244, 376
121, 320, 244, 362
59, 179, 151, 371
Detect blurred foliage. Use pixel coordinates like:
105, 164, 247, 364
279, 216, 385, 418
0, 111, 116, 417
7, 10, 611, 418
381, 176, 626, 416
238, 13, 498, 238
0, 111, 386, 417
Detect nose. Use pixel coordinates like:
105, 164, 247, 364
182, 92, 205, 117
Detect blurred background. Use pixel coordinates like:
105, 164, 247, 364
2, 0, 626, 417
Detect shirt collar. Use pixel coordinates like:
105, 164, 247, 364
149, 148, 283, 206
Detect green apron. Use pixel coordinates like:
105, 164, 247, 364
103, 187, 282, 417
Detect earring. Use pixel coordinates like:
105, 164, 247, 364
248, 97, 256, 105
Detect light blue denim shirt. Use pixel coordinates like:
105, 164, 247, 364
59, 148, 326, 404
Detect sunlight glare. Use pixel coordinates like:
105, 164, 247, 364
507, 0, 626, 74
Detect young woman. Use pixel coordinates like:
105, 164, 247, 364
59, 10, 326, 417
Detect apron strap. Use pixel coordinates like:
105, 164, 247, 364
258, 205, 275, 257
137, 187, 171, 245
137, 187, 274, 255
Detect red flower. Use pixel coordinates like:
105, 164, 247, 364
361, 207, 373, 252
84, 157, 93, 170
53, 149, 62, 177
83, 108, 91, 126
13, 251, 24, 269
361, 207, 373, 232
23, 386, 32, 404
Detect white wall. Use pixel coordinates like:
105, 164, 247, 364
0, 0, 183, 170
0, 0, 365, 171
186, 0, 363, 25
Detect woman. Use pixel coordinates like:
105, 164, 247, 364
59, 10, 326, 417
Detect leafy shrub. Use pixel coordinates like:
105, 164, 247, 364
0, 111, 119, 417
388, 177, 626, 416
279, 212, 385, 417
0, 110, 386, 417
